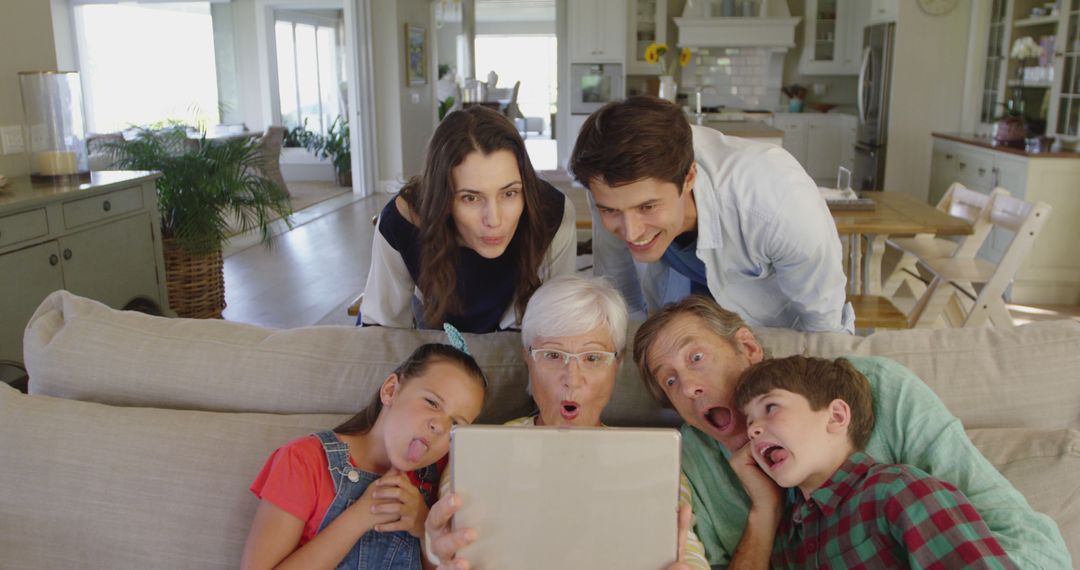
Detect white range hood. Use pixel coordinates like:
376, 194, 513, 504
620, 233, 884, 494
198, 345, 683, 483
675, 17, 801, 48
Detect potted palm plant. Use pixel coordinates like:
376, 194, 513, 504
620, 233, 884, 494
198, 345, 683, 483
306, 116, 351, 186
106, 127, 292, 318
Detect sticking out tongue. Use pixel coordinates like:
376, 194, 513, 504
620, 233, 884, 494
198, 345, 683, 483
767, 447, 790, 465
707, 407, 733, 432
405, 439, 428, 463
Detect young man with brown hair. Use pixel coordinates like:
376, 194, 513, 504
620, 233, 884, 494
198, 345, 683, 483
735, 356, 1016, 569
569, 96, 853, 333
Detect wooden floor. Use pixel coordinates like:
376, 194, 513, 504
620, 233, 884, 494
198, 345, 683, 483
222, 187, 1080, 331
222, 192, 383, 328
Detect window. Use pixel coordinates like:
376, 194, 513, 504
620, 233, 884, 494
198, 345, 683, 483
274, 12, 342, 135
74, 2, 220, 133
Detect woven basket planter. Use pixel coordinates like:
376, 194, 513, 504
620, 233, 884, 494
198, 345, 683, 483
162, 238, 225, 319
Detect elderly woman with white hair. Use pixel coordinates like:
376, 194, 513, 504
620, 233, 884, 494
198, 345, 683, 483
423, 274, 707, 570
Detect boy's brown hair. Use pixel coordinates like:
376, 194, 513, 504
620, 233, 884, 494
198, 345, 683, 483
734, 356, 875, 450
568, 96, 694, 191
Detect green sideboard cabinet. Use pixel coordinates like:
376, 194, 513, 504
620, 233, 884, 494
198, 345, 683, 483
0, 171, 170, 368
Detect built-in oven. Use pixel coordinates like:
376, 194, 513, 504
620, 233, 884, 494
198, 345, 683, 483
570, 63, 624, 115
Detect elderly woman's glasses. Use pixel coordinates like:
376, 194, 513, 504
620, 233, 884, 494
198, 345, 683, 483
528, 347, 618, 372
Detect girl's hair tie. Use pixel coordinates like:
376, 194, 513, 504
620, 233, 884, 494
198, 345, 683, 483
443, 323, 470, 355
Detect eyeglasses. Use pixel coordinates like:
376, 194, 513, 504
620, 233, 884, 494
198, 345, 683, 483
528, 347, 619, 373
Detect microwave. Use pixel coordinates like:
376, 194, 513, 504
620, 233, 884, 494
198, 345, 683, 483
570, 63, 624, 115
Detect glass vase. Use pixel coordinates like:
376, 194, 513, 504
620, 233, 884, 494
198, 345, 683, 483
659, 75, 677, 102
18, 71, 90, 182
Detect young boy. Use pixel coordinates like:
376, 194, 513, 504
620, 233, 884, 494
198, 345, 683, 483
734, 355, 1017, 569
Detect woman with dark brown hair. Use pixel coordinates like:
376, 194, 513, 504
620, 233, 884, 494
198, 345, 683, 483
360, 106, 576, 332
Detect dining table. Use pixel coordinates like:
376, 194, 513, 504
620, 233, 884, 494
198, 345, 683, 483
830, 191, 973, 296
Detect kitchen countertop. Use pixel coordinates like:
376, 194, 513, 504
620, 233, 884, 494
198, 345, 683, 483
700, 120, 784, 139
932, 132, 1080, 158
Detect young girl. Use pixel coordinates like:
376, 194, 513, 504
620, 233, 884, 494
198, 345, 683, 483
360, 105, 577, 333
241, 342, 487, 569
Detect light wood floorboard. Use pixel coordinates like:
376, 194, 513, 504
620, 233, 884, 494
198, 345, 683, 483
222, 192, 384, 328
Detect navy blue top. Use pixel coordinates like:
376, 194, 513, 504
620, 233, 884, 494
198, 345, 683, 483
660, 232, 711, 296
371, 180, 566, 333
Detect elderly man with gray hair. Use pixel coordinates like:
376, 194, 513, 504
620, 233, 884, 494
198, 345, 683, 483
423, 275, 707, 570
631, 295, 1070, 569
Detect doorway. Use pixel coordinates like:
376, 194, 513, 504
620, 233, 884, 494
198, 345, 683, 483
255, 0, 376, 199
475, 33, 558, 170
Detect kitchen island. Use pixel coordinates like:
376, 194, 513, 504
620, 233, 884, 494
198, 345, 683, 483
930, 133, 1080, 304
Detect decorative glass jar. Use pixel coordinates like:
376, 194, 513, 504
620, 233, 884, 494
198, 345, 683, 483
18, 71, 90, 181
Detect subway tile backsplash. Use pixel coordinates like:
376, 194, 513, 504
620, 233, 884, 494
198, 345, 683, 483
682, 47, 786, 110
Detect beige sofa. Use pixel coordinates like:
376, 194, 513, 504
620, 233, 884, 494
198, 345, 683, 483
2, 291, 1078, 568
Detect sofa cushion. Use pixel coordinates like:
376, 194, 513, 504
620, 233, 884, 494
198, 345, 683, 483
24, 291, 537, 424
0, 383, 347, 569
23, 291, 1080, 431
967, 427, 1080, 564
25, 291, 677, 426
757, 322, 1080, 431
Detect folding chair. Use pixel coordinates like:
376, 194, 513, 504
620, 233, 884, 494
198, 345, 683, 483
907, 195, 1052, 328
881, 183, 1008, 300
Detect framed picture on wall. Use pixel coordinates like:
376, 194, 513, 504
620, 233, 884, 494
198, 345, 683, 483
405, 24, 427, 86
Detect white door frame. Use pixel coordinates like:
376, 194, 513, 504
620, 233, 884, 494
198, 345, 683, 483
254, 0, 377, 197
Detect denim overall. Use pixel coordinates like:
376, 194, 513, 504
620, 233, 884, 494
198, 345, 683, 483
313, 430, 438, 569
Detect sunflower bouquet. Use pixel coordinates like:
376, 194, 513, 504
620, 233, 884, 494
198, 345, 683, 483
645, 43, 692, 76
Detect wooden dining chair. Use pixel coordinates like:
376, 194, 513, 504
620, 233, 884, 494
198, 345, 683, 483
881, 183, 1009, 300
907, 194, 1052, 328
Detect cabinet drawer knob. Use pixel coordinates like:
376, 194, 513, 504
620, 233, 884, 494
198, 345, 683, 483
945, 154, 954, 159
102, 200, 112, 212
978, 167, 986, 176
958, 161, 967, 169
63, 248, 73, 260
49, 254, 59, 266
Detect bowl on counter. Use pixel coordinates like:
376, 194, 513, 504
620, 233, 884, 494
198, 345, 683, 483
812, 103, 836, 113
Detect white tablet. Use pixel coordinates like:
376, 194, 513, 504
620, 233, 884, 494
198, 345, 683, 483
450, 425, 681, 570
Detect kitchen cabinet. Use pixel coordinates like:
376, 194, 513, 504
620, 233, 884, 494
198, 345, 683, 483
973, 0, 1080, 140
569, 0, 628, 63
800, 0, 869, 75
775, 113, 857, 184
627, 0, 668, 75
0, 172, 169, 366
1050, 0, 1080, 139
930, 134, 1080, 303
867, 0, 897, 25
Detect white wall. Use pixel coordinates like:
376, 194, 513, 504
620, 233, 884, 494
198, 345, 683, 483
211, 3, 243, 126
884, 0, 972, 200
394, 1, 437, 180
228, 0, 267, 131
0, 0, 58, 177
371, 0, 404, 188
476, 21, 555, 35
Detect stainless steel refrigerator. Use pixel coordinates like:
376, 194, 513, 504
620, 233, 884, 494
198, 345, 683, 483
854, 22, 895, 191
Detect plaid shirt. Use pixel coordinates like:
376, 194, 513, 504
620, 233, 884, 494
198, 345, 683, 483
772, 452, 1017, 569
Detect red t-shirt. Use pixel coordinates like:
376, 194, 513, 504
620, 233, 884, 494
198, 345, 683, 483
249, 434, 447, 545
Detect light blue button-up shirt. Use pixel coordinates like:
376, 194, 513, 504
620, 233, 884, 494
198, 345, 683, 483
590, 125, 854, 333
